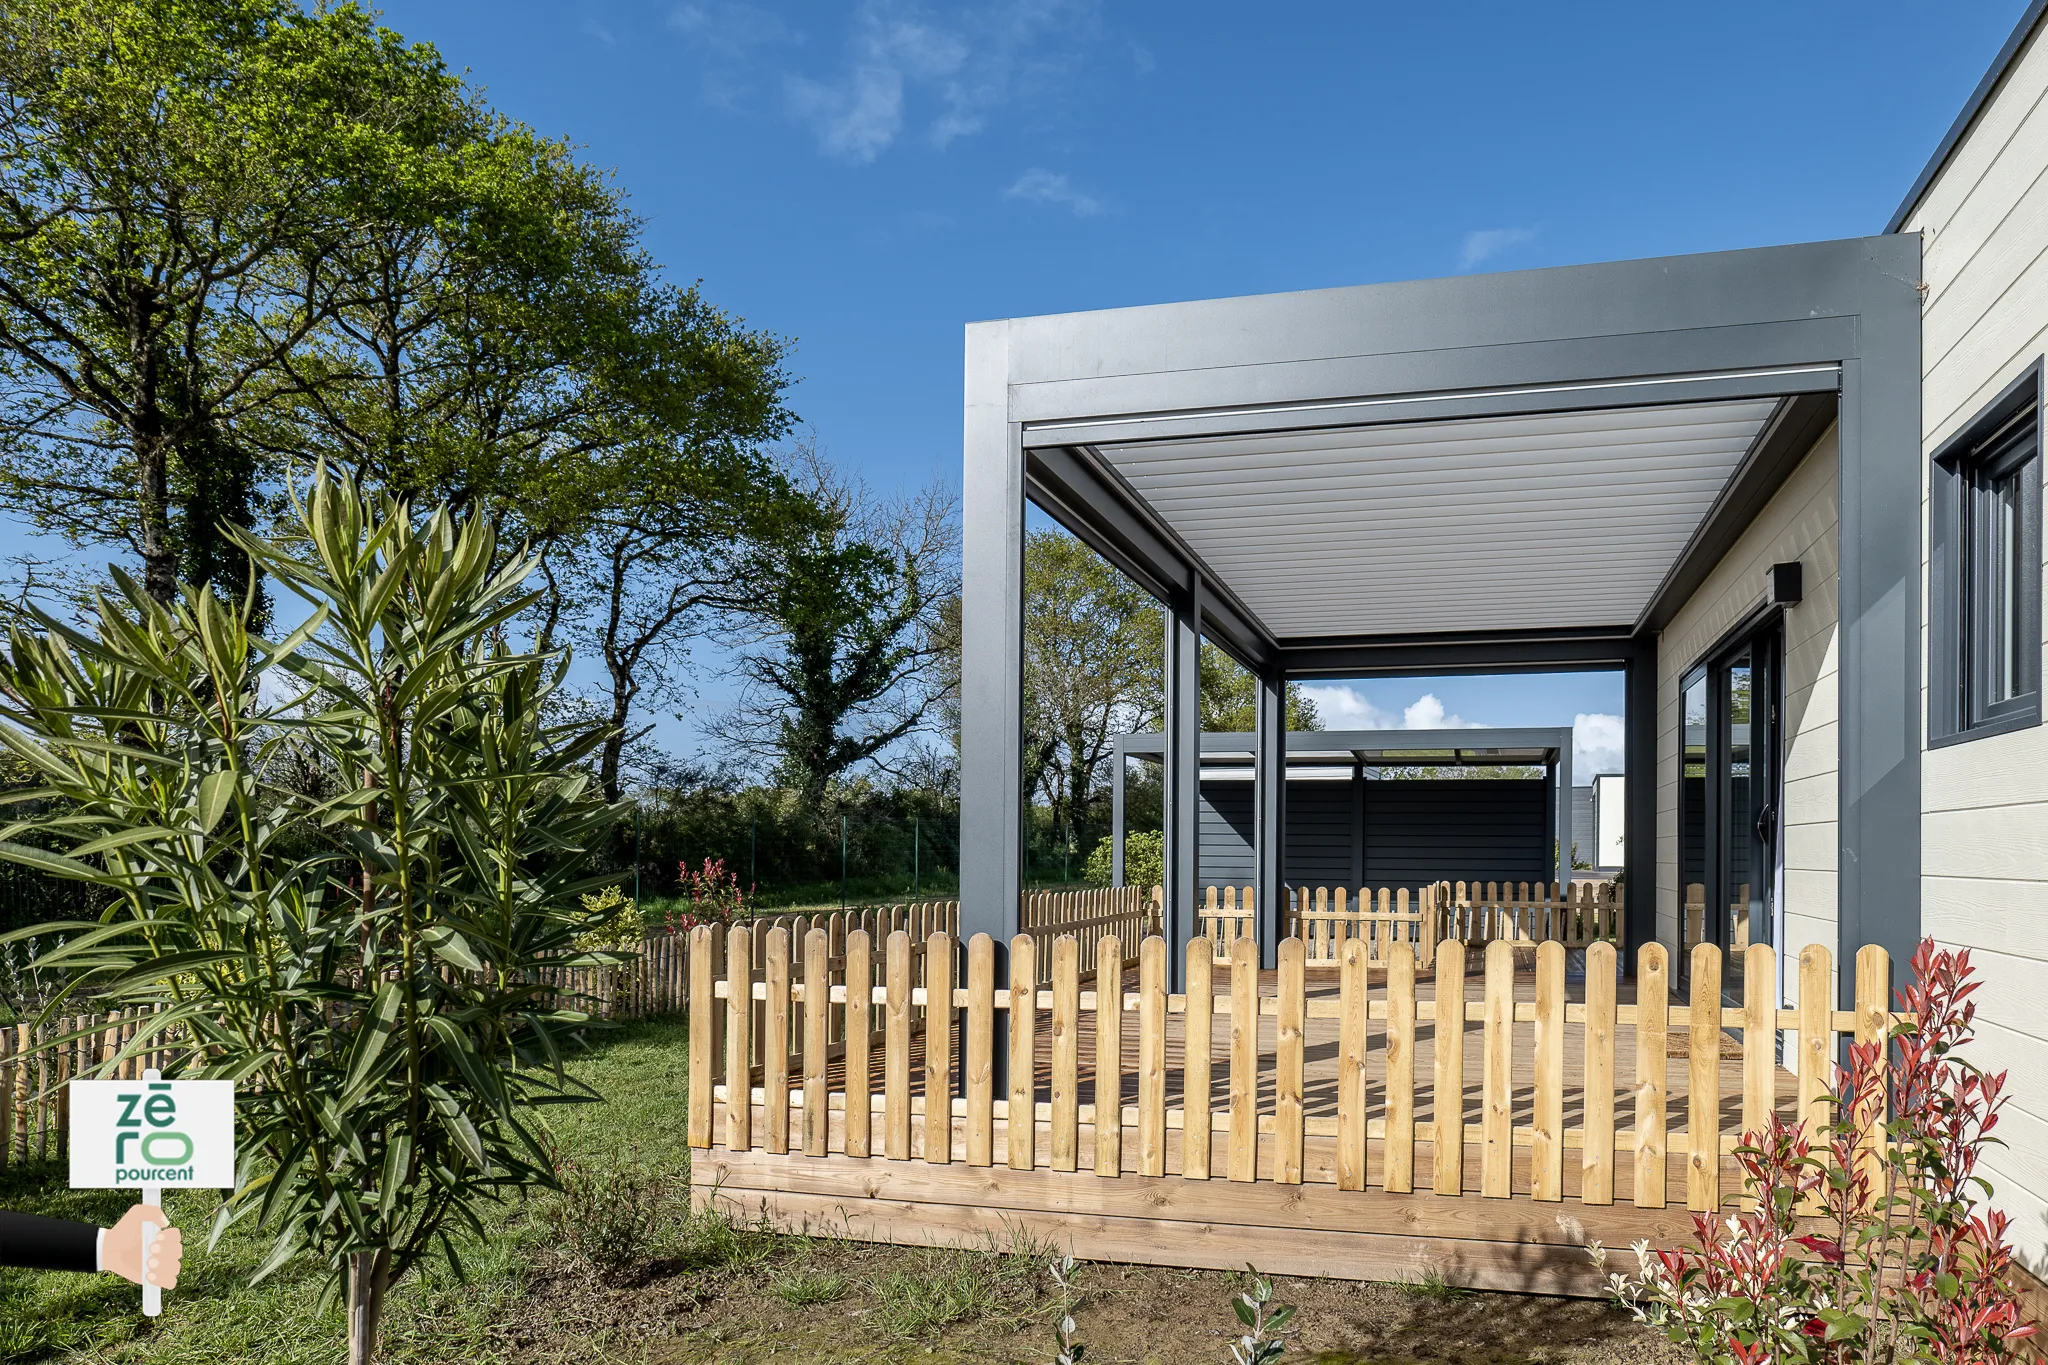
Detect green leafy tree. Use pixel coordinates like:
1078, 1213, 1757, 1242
253, 105, 797, 800
0, 470, 622, 1365
0, 0, 461, 603
1018, 530, 1163, 858
715, 450, 957, 808
1198, 641, 1322, 732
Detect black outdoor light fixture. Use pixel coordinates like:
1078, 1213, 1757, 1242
1768, 561, 1804, 606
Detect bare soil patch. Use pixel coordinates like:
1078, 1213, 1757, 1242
492, 1225, 1687, 1365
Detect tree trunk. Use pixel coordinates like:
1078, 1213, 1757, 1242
126, 302, 179, 603
347, 1248, 391, 1365
135, 438, 177, 603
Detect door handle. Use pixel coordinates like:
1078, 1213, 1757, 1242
1755, 801, 1776, 842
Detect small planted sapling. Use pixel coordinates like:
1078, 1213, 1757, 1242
1228, 1265, 1297, 1365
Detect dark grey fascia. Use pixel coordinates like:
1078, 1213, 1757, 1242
1278, 625, 1638, 679
1114, 727, 1574, 763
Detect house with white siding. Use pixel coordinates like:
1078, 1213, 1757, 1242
961, 0, 2048, 1267
1899, 0, 2048, 1273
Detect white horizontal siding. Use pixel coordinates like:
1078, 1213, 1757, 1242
1654, 425, 1840, 989
1906, 11, 2048, 1269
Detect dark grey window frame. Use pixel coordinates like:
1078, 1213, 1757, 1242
1929, 360, 2043, 749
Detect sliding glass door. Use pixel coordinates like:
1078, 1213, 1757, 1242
1679, 621, 1780, 999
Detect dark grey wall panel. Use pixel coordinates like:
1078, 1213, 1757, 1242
1199, 777, 1553, 893
1199, 782, 1256, 888
1285, 783, 1356, 890
1361, 780, 1549, 890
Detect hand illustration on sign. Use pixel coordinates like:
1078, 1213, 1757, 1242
0, 1203, 183, 1287
67, 1068, 234, 1316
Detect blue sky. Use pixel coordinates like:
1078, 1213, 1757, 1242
2, 0, 2029, 773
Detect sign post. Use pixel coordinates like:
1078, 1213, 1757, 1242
70, 1068, 234, 1315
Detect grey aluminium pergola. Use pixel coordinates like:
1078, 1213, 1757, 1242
960, 234, 1922, 1004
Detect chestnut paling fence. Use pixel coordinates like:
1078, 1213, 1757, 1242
1200, 880, 1624, 967
0, 882, 1653, 1172
0, 890, 1148, 1164
687, 927, 1903, 1215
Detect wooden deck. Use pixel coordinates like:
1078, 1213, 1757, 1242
688, 929, 1894, 1296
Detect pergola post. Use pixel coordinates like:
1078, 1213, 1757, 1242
1110, 738, 1127, 886
1623, 636, 1658, 970
1555, 736, 1574, 891
959, 320, 1020, 1091
1254, 665, 1287, 971
1164, 581, 1202, 991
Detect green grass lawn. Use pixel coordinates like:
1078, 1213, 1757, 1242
0, 1019, 692, 1365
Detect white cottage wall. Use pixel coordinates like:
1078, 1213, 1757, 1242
1905, 10, 2048, 1271
1654, 425, 1841, 998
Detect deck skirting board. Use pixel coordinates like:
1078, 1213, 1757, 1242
693, 1149, 1689, 1298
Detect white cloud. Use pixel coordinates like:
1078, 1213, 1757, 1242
1458, 225, 1539, 272
1295, 685, 1480, 731
1573, 711, 1624, 781
668, 2, 792, 51
1003, 168, 1101, 216
680, 0, 1098, 163
1297, 684, 1395, 729
669, 2, 800, 108
1402, 692, 1477, 729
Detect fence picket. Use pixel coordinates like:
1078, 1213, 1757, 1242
764, 928, 791, 1155
1743, 943, 1775, 1148
1634, 942, 1668, 1208
885, 930, 912, 1160
689, 926, 714, 1149
966, 934, 994, 1167
1138, 936, 1166, 1178
1184, 938, 1213, 1180
1008, 934, 1036, 1170
1051, 935, 1080, 1172
846, 929, 873, 1158
1385, 941, 1416, 1193
1481, 940, 1514, 1198
1532, 940, 1564, 1201
1854, 945, 1892, 1197
1228, 933, 1259, 1182
1095, 937, 1123, 1176
804, 929, 830, 1157
1337, 936, 1367, 1191
1583, 940, 1617, 1205
1275, 937, 1305, 1185
725, 926, 753, 1151
1687, 943, 1721, 1211
1432, 940, 1466, 1195
924, 933, 954, 1165
1798, 944, 1832, 1142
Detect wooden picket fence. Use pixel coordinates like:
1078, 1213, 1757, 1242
1679, 883, 1756, 956
689, 929, 1901, 1222
1438, 880, 1624, 951
1197, 880, 1623, 968
0, 1008, 182, 1168
0, 889, 1157, 1169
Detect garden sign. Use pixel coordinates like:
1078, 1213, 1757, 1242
69, 1069, 234, 1316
